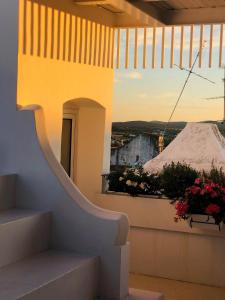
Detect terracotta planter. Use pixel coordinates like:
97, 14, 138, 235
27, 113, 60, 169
189, 214, 224, 231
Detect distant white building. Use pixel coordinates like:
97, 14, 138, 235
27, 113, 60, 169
144, 123, 225, 173
111, 134, 158, 167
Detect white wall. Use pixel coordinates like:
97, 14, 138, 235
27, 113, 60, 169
17, 0, 114, 199
0, 0, 19, 175
95, 194, 225, 288
0, 1, 130, 298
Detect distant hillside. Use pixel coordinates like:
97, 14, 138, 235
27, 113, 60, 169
112, 120, 225, 140
112, 121, 187, 135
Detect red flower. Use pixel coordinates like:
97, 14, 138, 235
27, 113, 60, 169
190, 186, 201, 195
210, 182, 219, 189
174, 180, 225, 223
206, 180, 213, 185
200, 189, 206, 196
205, 204, 221, 215
204, 184, 213, 193
175, 202, 189, 217
210, 191, 218, 199
194, 178, 202, 185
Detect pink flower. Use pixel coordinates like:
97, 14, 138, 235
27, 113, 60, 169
205, 204, 221, 215
194, 178, 202, 185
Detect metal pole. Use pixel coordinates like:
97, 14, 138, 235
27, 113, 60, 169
163, 52, 200, 136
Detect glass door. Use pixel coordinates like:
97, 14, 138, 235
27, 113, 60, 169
61, 116, 75, 178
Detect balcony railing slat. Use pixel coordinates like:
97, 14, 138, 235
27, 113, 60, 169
152, 27, 156, 69
189, 25, 194, 68
143, 27, 147, 69
134, 28, 138, 69
116, 28, 121, 69
199, 24, 204, 68
161, 27, 165, 68
209, 24, 213, 68
179, 26, 184, 68
125, 28, 129, 69
170, 26, 174, 68
219, 24, 224, 68
20, 1, 225, 70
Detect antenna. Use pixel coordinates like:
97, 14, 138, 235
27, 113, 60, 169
204, 66, 225, 122
174, 64, 216, 84
163, 44, 214, 138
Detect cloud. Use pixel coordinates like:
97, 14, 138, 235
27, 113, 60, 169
115, 71, 142, 82
121, 71, 142, 80
154, 92, 178, 100
114, 78, 121, 84
138, 93, 148, 99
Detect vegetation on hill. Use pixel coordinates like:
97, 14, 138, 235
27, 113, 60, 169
112, 120, 225, 143
112, 121, 186, 134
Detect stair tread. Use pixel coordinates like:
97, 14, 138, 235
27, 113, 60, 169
0, 250, 97, 299
0, 208, 48, 225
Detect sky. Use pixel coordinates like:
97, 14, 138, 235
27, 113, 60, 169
113, 25, 225, 122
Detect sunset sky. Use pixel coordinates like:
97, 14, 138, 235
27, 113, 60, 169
113, 26, 225, 122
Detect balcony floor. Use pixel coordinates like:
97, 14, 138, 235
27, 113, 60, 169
129, 273, 225, 300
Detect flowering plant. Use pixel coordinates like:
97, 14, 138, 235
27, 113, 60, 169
108, 167, 161, 197
160, 162, 199, 199
175, 178, 225, 224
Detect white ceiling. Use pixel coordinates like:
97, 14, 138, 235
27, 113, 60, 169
73, 0, 225, 26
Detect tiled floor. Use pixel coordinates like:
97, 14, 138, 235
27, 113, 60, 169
129, 273, 225, 300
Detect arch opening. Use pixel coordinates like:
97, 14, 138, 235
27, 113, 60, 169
61, 98, 106, 201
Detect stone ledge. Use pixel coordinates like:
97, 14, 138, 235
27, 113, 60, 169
127, 288, 164, 300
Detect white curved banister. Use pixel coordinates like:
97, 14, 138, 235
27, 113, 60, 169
19, 104, 129, 246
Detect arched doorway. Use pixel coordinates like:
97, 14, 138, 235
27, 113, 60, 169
61, 98, 106, 200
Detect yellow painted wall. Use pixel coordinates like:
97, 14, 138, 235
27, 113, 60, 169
17, 0, 114, 200
76, 106, 106, 200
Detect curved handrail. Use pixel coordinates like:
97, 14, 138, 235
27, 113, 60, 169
19, 104, 129, 246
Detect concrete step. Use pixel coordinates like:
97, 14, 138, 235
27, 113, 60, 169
0, 209, 51, 268
128, 288, 164, 300
0, 174, 16, 210
0, 250, 99, 300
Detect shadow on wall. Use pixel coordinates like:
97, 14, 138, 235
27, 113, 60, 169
20, 0, 114, 67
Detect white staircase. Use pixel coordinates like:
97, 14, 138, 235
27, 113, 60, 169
0, 251, 99, 300
0, 209, 50, 268
0, 173, 164, 300
0, 175, 99, 300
